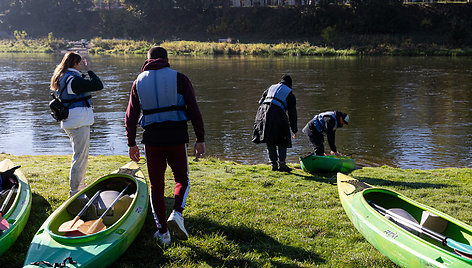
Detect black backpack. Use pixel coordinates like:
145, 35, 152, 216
49, 76, 73, 121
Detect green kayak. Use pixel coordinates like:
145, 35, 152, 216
0, 159, 32, 256
338, 173, 472, 267
24, 161, 149, 267
300, 154, 355, 174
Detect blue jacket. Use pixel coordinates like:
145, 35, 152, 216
313, 111, 337, 132
58, 71, 92, 108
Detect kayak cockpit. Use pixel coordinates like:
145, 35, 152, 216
363, 189, 472, 257
47, 175, 138, 241
0, 168, 21, 224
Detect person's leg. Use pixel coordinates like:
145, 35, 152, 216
266, 144, 278, 171
165, 144, 189, 240
278, 146, 287, 164
145, 145, 168, 233
165, 144, 189, 213
277, 146, 292, 172
64, 126, 90, 197
310, 132, 325, 156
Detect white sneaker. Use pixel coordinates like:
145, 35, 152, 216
154, 230, 171, 247
167, 211, 188, 240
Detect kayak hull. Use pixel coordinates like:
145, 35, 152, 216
23, 161, 149, 267
0, 159, 32, 256
300, 155, 355, 173
337, 173, 472, 267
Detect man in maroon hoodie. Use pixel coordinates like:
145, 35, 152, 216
125, 47, 205, 246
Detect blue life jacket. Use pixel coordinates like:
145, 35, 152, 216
313, 111, 337, 132
136, 67, 188, 127
263, 83, 292, 112
58, 71, 92, 108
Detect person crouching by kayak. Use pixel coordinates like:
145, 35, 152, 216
302, 111, 349, 156
50, 52, 104, 197
252, 74, 298, 172
125, 46, 205, 247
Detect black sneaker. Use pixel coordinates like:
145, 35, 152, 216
271, 163, 278, 171
278, 163, 292, 172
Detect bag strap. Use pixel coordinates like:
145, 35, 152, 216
57, 75, 74, 98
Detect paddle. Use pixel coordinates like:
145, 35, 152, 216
0, 184, 17, 231
77, 184, 130, 235
369, 201, 472, 256
58, 190, 103, 233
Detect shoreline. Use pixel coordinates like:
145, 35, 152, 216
1, 38, 472, 56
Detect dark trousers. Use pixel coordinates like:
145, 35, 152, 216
307, 131, 325, 156
145, 144, 189, 233
267, 144, 287, 165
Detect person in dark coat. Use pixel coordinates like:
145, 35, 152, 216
302, 111, 349, 156
252, 75, 297, 171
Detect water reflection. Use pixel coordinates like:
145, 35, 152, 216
0, 54, 471, 169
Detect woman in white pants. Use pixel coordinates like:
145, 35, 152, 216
50, 52, 104, 197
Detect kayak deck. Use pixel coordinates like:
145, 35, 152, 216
0, 159, 32, 257
24, 162, 148, 267
338, 173, 472, 267
300, 154, 355, 173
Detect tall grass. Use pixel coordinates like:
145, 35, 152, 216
90, 39, 359, 56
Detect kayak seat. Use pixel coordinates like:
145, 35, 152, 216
92, 190, 133, 226
420, 211, 448, 233
385, 208, 420, 235
66, 194, 97, 220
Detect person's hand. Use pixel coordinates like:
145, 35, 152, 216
293, 133, 297, 139
194, 142, 205, 159
129, 145, 140, 162
83, 58, 91, 72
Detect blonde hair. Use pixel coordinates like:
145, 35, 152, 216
50, 52, 82, 91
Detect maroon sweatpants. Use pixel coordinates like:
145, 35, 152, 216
145, 144, 189, 232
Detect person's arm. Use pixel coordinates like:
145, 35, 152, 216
125, 81, 141, 148
178, 73, 205, 158
325, 117, 337, 153
70, 71, 104, 94
179, 73, 205, 144
125, 81, 142, 162
286, 92, 297, 134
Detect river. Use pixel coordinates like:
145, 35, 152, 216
0, 53, 471, 169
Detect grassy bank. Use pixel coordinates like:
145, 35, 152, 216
0, 38, 67, 53
90, 39, 472, 56
2, 37, 472, 56
2, 154, 472, 267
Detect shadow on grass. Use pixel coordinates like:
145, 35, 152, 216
291, 170, 453, 189
291, 169, 338, 185
186, 216, 325, 267
355, 176, 454, 189
119, 196, 325, 267
2, 193, 51, 267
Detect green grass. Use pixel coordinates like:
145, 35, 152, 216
0, 38, 67, 53
1, 37, 472, 56
1, 154, 471, 267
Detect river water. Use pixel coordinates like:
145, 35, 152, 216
0, 53, 471, 169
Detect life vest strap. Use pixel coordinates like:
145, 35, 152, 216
62, 95, 92, 107
142, 105, 186, 115
263, 96, 287, 110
